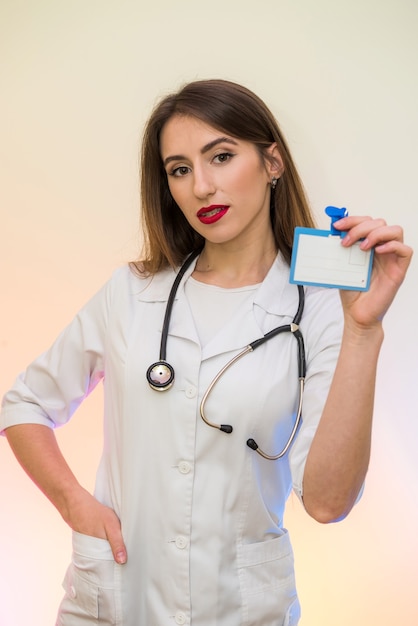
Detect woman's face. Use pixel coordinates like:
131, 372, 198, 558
160, 115, 282, 250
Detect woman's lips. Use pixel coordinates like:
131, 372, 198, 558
197, 205, 229, 224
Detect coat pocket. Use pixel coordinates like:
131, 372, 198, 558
237, 530, 300, 626
57, 531, 122, 626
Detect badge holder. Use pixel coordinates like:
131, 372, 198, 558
289, 206, 374, 291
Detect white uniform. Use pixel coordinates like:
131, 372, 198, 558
0, 254, 343, 626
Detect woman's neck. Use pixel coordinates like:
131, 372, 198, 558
192, 240, 277, 288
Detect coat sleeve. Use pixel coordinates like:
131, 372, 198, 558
288, 286, 344, 501
0, 271, 119, 434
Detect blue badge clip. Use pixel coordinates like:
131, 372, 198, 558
325, 206, 348, 236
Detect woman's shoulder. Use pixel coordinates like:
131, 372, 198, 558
106, 263, 177, 300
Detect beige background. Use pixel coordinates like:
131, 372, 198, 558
1, 1, 417, 624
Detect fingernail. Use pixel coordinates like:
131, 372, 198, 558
360, 238, 369, 249
116, 551, 127, 564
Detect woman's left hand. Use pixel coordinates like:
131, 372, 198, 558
333, 215, 413, 330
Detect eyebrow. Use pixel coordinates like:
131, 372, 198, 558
163, 136, 238, 167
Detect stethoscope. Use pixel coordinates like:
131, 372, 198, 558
146, 249, 306, 460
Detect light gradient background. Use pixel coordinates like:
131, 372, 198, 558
1, 1, 417, 624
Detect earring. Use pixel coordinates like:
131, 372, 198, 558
271, 177, 278, 189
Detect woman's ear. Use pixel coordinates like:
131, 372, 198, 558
265, 143, 284, 178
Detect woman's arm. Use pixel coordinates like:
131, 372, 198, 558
1, 272, 128, 562
5, 423, 127, 563
302, 217, 413, 523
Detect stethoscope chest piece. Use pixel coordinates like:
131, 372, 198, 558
146, 361, 175, 391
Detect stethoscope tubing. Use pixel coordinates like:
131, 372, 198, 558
147, 249, 306, 460
159, 248, 201, 362
201, 319, 306, 459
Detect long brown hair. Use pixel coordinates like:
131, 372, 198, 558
132, 79, 315, 274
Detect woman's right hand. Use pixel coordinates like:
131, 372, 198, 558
64, 487, 127, 564
5, 424, 127, 564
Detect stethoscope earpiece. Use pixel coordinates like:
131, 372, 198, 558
146, 361, 175, 391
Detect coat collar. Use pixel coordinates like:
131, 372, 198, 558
135, 253, 300, 360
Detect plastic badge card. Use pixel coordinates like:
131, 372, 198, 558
289, 207, 374, 291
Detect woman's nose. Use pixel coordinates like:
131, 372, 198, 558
193, 166, 215, 199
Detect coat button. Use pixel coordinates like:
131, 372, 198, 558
178, 461, 191, 474
175, 611, 186, 625
185, 386, 197, 398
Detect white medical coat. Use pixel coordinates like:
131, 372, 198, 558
0, 254, 343, 626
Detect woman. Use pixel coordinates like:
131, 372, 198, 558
0, 79, 412, 625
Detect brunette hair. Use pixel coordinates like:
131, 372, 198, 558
132, 79, 315, 274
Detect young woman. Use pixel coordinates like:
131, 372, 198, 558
1, 79, 412, 626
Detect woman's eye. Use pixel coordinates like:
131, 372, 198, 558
170, 165, 190, 177
213, 152, 233, 164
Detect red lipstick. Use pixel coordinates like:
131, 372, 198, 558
197, 205, 229, 224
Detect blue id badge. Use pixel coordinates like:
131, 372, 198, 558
289, 207, 374, 291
